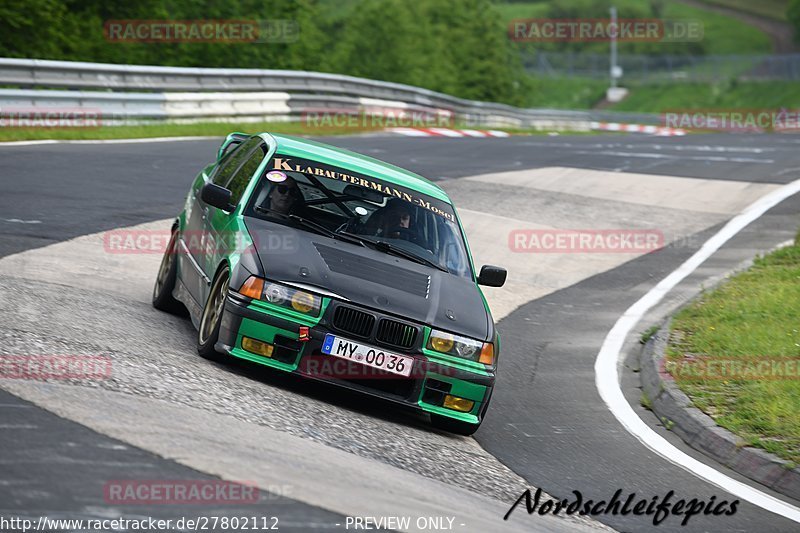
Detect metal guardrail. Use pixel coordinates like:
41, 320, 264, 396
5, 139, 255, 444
0, 57, 661, 128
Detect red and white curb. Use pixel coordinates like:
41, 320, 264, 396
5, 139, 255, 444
387, 127, 511, 138
591, 121, 686, 136
388, 124, 685, 137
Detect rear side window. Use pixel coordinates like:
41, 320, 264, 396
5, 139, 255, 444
212, 137, 262, 187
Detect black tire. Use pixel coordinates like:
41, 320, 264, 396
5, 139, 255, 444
152, 229, 183, 314
197, 265, 230, 362
430, 414, 481, 436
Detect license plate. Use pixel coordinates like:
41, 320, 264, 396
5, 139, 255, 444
321, 334, 413, 377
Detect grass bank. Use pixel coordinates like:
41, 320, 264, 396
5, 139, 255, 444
697, 0, 789, 22
0, 121, 385, 142
0, 120, 604, 143
496, 0, 772, 54
666, 232, 800, 464
520, 78, 800, 112
610, 80, 800, 111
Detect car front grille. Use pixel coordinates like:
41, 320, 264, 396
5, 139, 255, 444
332, 305, 375, 338
331, 306, 419, 351
376, 318, 417, 349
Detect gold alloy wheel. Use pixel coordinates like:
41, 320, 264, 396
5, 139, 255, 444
199, 269, 229, 345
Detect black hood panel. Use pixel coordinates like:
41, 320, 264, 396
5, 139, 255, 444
244, 217, 490, 341
314, 242, 431, 298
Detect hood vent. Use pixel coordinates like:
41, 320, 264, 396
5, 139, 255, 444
314, 243, 430, 298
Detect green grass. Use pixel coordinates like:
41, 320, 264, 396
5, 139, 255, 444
609, 80, 800, 112
526, 76, 608, 108
640, 325, 660, 344
0, 120, 386, 142
0, 119, 608, 142
494, 1, 549, 20
697, 0, 790, 22
666, 232, 800, 463
516, 78, 800, 112
496, 0, 772, 55
640, 392, 653, 410
671, 1, 772, 54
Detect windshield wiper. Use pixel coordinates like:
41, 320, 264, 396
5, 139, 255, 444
341, 232, 449, 272
288, 214, 336, 237
253, 207, 364, 246
254, 205, 289, 218
288, 215, 368, 247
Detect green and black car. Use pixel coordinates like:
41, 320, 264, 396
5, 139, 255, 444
153, 132, 507, 435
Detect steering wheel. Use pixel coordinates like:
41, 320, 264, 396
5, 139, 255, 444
384, 226, 418, 241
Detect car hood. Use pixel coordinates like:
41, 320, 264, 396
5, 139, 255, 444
244, 218, 490, 341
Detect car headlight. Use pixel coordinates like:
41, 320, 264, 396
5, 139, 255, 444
427, 329, 494, 365
238, 277, 321, 317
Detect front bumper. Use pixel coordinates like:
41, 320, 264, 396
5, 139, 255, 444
216, 292, 494, 425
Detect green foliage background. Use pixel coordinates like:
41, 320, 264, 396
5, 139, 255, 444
0, 0, 529, 105
791, 0, 800, 42
0, 0, 788, 109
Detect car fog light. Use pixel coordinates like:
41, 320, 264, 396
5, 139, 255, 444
443, 394, 474, 412
243, 337, 274, 357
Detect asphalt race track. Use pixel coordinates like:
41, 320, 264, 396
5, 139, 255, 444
1, 133, 800, 532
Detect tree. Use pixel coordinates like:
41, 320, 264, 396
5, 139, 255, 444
789, 0, 800, 44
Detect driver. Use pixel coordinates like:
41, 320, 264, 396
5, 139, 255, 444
375, 198, 413, 240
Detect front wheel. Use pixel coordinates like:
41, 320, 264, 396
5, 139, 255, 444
152, 229, 182, 314
197, 266, 230, 362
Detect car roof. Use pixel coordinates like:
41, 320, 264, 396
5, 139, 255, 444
261, 133, 452, 203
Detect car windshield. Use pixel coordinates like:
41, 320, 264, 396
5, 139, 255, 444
245, 154, 473, 278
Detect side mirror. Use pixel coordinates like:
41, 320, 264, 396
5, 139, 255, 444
477, 265, 507, 287
201, 183, 235, 213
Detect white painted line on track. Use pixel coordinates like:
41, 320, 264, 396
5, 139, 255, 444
576, 150, 774, 164
519, 141, 775, 154
595, 177, 800, 522
2, 218, 42, 224
0, 136, 219, 147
